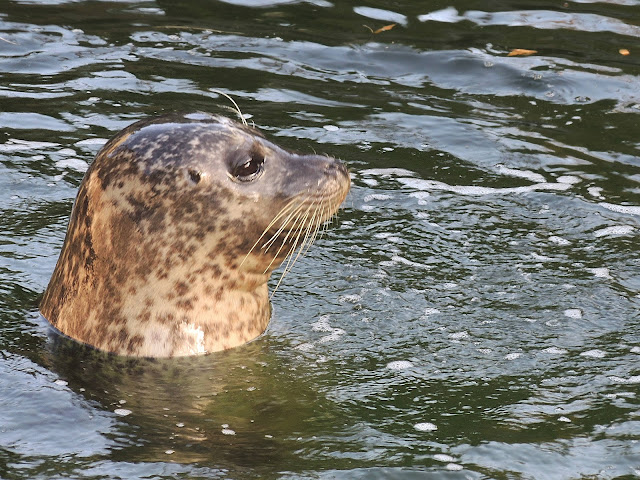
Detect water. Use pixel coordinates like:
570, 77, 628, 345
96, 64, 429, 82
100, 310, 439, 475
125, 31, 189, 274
1, 0, 639, 478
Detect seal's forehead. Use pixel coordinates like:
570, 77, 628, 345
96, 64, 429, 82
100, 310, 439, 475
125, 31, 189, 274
128, 112, 264, 139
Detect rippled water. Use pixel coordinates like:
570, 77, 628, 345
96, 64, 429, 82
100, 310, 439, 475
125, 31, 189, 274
1, 0, 640, 478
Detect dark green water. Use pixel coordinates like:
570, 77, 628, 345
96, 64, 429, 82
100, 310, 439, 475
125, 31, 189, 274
1, 0, 640, 478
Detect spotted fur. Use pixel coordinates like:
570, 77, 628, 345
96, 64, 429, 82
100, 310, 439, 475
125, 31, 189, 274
41, 113, 350, 357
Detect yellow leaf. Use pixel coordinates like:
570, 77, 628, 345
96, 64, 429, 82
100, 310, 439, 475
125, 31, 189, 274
619, 48, 630, 56
374, 24, 396, 34
507, 49, 538, 57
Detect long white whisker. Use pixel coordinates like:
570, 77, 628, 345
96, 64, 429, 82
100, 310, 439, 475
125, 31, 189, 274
270, 202, 317, 296
262, 201, 308, 274
240, 197, 299, 267
262, 200, 306, 252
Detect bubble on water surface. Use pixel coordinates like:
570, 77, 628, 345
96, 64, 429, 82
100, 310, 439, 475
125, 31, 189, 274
580, 349, 606, 358
55, 158, 89, 172
414, 422, 437, 432
542, 347, 568, 354
609, 376, 640, 384
386, 360, 413, 370
588, 267, 613, 279
549, 235, 570, 245
434, 454, 455, 462
594, 225, 635, 237
564, 308, 582, 319
599, 203, 640, 216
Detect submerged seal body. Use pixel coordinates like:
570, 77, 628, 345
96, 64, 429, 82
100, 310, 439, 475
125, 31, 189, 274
40, 113, 350, 357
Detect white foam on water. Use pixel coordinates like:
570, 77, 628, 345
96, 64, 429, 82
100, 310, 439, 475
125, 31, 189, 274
434, 454, 455, 462
360, 168, 415, 177
323, 124, 339, 132
56, 148, 76, 156
593, 225, 635, 237
449, 331, 469, 340
418, 7, 462, 23
386, 360, 413, 370
556, 175, 581, 184
609, 375, 640, 384
389, 255, 431, 269
221, 428, 236, 435
549, 235, 571, 246
543, 347, 568, 354
361, 178, 378, 187
496, 164, 547, 183
353, 6, 409, 25
631, 346, 640, 354
114, 408, 131, 416
0, 139, 58, 152
295, 342, 314, 352
55, 158, 89, 172
424, 307, 441, 316
75, 138, 108, 147
558, 416, 572, 423
446, 463, 463, 471
338, 294, 361, 304
587, 267, 613, 279
505, 352, 522, 360
564, 308, 582, 319
398, 177, 572, 196
364, 193, 392, 202
600, 202, 640, 216
580, 349, 606, 358
414, 422, 438, 432
587, 186, 604, 198
54, 379, 68, 386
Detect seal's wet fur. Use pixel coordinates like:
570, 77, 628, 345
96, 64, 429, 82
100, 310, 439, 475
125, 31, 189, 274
40, 113, 350, 357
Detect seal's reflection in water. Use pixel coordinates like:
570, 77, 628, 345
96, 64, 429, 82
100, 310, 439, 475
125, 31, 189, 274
43, 332, 333, 467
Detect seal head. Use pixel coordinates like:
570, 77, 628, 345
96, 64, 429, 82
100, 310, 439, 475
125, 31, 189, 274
40, 113, 350, 357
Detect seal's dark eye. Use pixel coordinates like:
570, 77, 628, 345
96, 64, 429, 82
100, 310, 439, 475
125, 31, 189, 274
233, 153, 264, 182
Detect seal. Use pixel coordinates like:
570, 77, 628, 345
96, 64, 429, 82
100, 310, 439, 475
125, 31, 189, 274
40, 112, 350, 357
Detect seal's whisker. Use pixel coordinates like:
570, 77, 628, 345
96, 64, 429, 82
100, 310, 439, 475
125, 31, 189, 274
262, 201, 308, 274
211, 89, 248, 126
262, 200, 306, 252
300, 202, 323, 258
283, 201, 318, 273
239, 197, 299, 267
270, 202, 316, 296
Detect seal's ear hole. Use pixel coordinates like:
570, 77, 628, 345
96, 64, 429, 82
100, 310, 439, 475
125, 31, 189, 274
188, 169, 202, 184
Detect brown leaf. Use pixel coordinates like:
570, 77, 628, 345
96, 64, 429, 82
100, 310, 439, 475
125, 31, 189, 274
619, 48, 630, 56
374, 24, 396, 34
507, 49, 538, 57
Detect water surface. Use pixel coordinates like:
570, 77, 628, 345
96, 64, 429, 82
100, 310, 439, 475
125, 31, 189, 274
1, 0, 639, 478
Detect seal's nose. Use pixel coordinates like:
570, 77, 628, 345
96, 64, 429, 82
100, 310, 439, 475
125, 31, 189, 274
322, 157, 349, 178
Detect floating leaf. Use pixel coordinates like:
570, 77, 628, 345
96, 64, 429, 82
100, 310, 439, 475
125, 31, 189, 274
375, 24, 396, 34
363, 23, 396, 34
619, 48, 630, 56
507, 49, 537, 57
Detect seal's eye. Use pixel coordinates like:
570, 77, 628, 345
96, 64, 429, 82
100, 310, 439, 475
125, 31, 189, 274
233, 152, 264, 182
